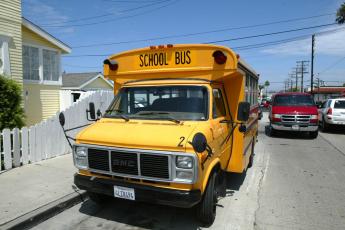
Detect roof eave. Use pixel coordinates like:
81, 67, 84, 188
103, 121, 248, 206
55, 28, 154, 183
22, 17, 72, 54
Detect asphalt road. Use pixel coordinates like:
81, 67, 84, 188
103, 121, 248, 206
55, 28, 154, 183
33, 113, 345, 230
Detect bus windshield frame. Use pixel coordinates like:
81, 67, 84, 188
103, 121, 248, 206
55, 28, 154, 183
104, 85, 209, 121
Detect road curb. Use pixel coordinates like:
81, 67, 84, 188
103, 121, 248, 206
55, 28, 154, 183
0, 190, 87, 230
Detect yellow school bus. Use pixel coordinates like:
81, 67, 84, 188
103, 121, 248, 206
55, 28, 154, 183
72, 44, 259, 225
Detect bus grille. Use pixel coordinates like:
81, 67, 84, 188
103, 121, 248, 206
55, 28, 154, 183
111, 151, 138, 175
140, 154, 170, 179
88, 149, 110, 171
87, 148, 170, 180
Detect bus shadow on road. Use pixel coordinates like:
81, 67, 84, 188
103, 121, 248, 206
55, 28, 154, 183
224, 172, 246, 195
77, 173, 247, 229
79, 197, 202, 229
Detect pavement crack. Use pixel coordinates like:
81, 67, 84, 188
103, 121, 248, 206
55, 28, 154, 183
253, 167, 265, 230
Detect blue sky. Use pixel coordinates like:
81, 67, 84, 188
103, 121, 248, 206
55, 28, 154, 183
22, 0, 345, 90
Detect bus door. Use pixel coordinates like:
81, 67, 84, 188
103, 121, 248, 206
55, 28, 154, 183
211, 87, 232, 166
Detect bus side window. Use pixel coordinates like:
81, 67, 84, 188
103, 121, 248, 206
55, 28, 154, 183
212, 88, 226, 119
245, 73, 258, 106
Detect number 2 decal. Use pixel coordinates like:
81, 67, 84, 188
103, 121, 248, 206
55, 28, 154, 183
178, 136, 185, 147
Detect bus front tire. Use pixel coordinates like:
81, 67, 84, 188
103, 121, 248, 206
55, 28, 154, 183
197, 172, 218, 226
88, 191, 109, 204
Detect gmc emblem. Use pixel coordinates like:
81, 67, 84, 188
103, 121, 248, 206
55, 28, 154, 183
113, 159, 136, 168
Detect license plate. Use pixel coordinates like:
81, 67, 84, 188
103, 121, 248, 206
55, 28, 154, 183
292, 125, 299, 130
114, 186, 135, 200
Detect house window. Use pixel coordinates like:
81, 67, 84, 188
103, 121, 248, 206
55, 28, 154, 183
23, 45, 60, 82
23, 46, 40, 80
43, 49, 59, 81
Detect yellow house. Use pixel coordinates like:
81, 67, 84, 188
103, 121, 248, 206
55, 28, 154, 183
0, 0, 71, 126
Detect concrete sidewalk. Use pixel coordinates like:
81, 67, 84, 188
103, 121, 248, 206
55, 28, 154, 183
0, 154, 84, 229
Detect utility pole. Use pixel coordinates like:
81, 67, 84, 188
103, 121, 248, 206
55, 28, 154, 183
311, 34, 315, 96
290, 79, 293, 92
294, 67, 298, 91
317, 77, 320, 101
296, 61, 309, 92
288, 73, 295, 91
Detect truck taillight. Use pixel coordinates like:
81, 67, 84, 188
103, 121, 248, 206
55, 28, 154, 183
327, 108, 332, 115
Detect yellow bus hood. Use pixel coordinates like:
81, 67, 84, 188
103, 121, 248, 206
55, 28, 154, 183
76, 119, 198, 152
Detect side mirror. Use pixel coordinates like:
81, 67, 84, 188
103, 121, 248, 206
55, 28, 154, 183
59, 112, 65, 127
87, 102, 96, 120
191, 133, 207, 153
237, 102, 250, 122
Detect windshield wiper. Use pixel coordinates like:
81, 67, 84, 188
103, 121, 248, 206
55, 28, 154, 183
138, 112, 170, 115
118, 114, 130, 121
104, 109, 129, 121
105, 109, 123, 113
137, 112, 181, 124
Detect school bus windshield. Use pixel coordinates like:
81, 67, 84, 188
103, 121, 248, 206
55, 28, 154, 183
104, 85, 209, 121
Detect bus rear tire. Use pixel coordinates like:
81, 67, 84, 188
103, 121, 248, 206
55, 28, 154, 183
197, 172, 218, 226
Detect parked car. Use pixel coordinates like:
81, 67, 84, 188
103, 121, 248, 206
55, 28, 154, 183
318, 98, 345, 131
268, 92, 319, 138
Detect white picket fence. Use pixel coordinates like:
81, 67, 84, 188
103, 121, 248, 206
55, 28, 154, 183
0, 90, 113, 172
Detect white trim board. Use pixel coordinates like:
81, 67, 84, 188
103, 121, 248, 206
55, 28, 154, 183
22, 18, 71, 54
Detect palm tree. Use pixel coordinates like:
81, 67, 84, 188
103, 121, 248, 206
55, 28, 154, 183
336, 2, 345, 24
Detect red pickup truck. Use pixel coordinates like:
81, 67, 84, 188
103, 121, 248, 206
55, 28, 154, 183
268, 92, 319, 138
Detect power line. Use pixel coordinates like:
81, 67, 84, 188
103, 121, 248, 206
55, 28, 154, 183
62, 24, 344, 58
227, 27, 345, 52
102, 0, 165, 3
40, 0, 171, 26
63, 64, 100, 69
41, 0, 179, 28
71, 12, 335, 48
204, 23, 336, 44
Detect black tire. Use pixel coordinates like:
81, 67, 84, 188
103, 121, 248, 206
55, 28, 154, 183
309, 131, 318, 139
247, 139, 255, 168
320, 117, 328, 132
268, 123, 276, 137
88, 192, 109, 204
197, 172, 218, 226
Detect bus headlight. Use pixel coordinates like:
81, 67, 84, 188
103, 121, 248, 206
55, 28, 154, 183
176, 156, 193, 169
176, 171, 194, 180
74, 146, 88, 169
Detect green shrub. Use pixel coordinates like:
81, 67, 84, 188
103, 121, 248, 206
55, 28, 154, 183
0, 75, 25, 130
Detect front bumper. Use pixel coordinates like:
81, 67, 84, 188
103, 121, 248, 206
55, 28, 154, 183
272, 123, 318, 132
74, 173, 201, 208
325, 117, 345, 125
